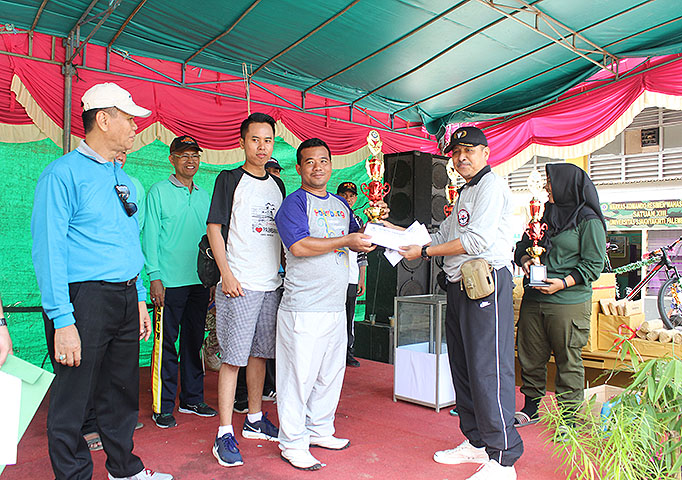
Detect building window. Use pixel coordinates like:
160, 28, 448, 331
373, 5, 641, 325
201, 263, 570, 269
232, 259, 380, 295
589, 107, 682, 184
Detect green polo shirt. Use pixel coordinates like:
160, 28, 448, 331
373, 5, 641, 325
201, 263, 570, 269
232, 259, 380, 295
520, 218, 606, 304
142, 175, 210, 288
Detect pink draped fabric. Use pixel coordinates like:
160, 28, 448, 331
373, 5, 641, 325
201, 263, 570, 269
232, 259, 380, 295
0, 32, 436, 155
478, 54, 682, 166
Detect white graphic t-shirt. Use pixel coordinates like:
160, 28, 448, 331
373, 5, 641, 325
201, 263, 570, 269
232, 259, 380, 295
207, 168, 284, 291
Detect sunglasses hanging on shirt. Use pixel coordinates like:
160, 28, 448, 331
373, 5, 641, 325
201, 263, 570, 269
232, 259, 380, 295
114, 184, 138, 217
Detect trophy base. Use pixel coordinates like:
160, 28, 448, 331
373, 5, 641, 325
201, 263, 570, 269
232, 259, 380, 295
528, 264, 549, 287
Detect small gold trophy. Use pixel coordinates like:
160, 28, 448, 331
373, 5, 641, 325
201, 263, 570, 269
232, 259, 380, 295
360, 130, 391, 222
443, 159, 458, 217
525, 169, 549, 286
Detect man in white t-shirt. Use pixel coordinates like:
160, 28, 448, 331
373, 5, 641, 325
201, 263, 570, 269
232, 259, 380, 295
206, 113, 286, 468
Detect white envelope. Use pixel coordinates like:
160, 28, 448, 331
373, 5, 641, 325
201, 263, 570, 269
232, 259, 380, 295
0, 371, 21, 466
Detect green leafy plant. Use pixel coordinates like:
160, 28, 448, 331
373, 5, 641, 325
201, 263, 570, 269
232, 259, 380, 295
540, 340, 682, 480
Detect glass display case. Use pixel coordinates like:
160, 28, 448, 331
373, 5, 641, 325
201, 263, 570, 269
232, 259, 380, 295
393, 294, 455, 412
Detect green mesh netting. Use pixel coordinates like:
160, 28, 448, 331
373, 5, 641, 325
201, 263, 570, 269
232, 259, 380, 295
1, 137, 370, 369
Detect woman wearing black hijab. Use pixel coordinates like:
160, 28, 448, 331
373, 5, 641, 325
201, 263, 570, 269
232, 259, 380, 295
513, 163, 607, 426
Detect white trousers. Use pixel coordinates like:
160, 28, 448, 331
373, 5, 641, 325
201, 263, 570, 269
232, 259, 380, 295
276, 309, 347, 450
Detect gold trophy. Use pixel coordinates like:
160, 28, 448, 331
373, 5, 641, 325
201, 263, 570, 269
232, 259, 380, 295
360, 130, 391, 222
525, 169, 549, 286
443, 159, 458, 217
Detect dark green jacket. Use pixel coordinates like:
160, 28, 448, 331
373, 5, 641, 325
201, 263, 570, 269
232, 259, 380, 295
515, 218, 606, 304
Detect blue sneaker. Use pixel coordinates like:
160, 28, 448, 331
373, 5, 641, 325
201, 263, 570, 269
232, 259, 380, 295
212, 433, 243, 467
242, 412, 279, 442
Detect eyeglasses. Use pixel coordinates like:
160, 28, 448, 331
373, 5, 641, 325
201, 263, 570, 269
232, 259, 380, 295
115, 184, 138, 217
172, 153, 201, 161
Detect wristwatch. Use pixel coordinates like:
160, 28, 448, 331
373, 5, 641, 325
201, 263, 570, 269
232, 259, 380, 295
421, 245, 430, 260
0, 316, 6, 327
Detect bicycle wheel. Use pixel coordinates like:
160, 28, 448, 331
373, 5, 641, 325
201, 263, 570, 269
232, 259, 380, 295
657, 276, 682, 329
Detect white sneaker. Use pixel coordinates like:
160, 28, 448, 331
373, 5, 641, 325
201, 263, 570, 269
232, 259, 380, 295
433, 440, 488, 465
108, 468, 173, 480
310, 436, 350, 450
467, 459, 517, 480
280, 447, 325, 471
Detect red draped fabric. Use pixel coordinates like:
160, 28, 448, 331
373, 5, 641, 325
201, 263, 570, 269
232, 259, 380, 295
3, 31, 682, 167
0, 32, 436, 155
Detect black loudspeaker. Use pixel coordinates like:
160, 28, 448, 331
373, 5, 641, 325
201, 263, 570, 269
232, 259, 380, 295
383, 151, 449, 228
430, 255, 447, 295
365, 250, 431, 325
397, 257, 430, 297
354, 321, 394, 364
365, 250, 396, 325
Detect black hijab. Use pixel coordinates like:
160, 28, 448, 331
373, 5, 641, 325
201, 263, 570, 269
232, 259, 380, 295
542, 163, 607, 241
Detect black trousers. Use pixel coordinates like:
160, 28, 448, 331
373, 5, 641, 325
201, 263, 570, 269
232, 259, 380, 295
151, 284, 210, 414
43, 281, 144, 480
345, 283, 358, 356
445, 268, 524, 466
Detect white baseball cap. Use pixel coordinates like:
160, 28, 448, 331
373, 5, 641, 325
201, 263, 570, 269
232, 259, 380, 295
81, 82, 152, 118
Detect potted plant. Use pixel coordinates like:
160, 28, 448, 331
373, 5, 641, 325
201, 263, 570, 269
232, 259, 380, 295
540, 341, 682, 480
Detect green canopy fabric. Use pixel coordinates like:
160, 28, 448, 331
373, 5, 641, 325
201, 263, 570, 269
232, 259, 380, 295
0, 136, 372, 368
2, 0, 682, 137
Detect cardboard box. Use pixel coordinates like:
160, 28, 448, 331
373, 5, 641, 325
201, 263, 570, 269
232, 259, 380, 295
584, 384, 625, 419
583, 301, 601, 352
598, 331, 682, 358
599, 313, 645, 332
591, 273, 617, 302
597, 313, 645, 350
631, 338, 682, 358
592, 273, 616, 289
513, 276, 524, 301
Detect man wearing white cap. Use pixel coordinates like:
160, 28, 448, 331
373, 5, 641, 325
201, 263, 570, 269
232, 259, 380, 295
32, 83, 172, 480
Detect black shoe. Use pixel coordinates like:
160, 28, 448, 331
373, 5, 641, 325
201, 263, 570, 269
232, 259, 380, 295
178, 402, 217, 417
346, 356, 360, 368
152, 412, 177, 429
233, 399, 248, 414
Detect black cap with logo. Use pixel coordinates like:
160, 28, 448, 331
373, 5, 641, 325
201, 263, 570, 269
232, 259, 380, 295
443, 126, 488, 154
336, 181, 358, 195
170, 135, 203, 154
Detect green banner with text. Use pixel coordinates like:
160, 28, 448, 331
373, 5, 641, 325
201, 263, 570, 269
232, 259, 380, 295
601, 200, 682, 228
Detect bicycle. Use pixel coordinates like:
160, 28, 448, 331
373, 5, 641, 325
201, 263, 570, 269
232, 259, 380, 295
615, 235, 682, 329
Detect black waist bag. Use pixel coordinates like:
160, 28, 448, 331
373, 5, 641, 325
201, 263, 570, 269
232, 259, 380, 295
198, 225, 228, 288
197, 234, 219, 288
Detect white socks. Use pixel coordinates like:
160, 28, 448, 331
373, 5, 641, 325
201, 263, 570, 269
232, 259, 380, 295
247, 411, 263, 423
218, 425, 234, 437
217, 412, 263, 438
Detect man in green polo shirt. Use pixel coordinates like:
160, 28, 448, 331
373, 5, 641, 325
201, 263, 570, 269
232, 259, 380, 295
142, 135, 217, 429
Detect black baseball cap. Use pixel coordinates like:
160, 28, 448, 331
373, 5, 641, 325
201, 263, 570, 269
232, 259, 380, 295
170, 135, 203, 154
337, 181, 358, 195
265, 158, 282, 171
443, 126, 488, 154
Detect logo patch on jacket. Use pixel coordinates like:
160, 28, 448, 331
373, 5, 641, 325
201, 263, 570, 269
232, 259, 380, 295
458, 208, 470, 227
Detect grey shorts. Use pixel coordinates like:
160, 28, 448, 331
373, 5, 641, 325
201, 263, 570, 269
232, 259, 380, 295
215, 286, 281, 366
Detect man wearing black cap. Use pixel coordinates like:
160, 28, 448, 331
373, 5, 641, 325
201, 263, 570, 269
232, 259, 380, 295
336, 181, 367, 367
400, 126, 523, 480
142, 135, 217, 429
265, 158, 283, 177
